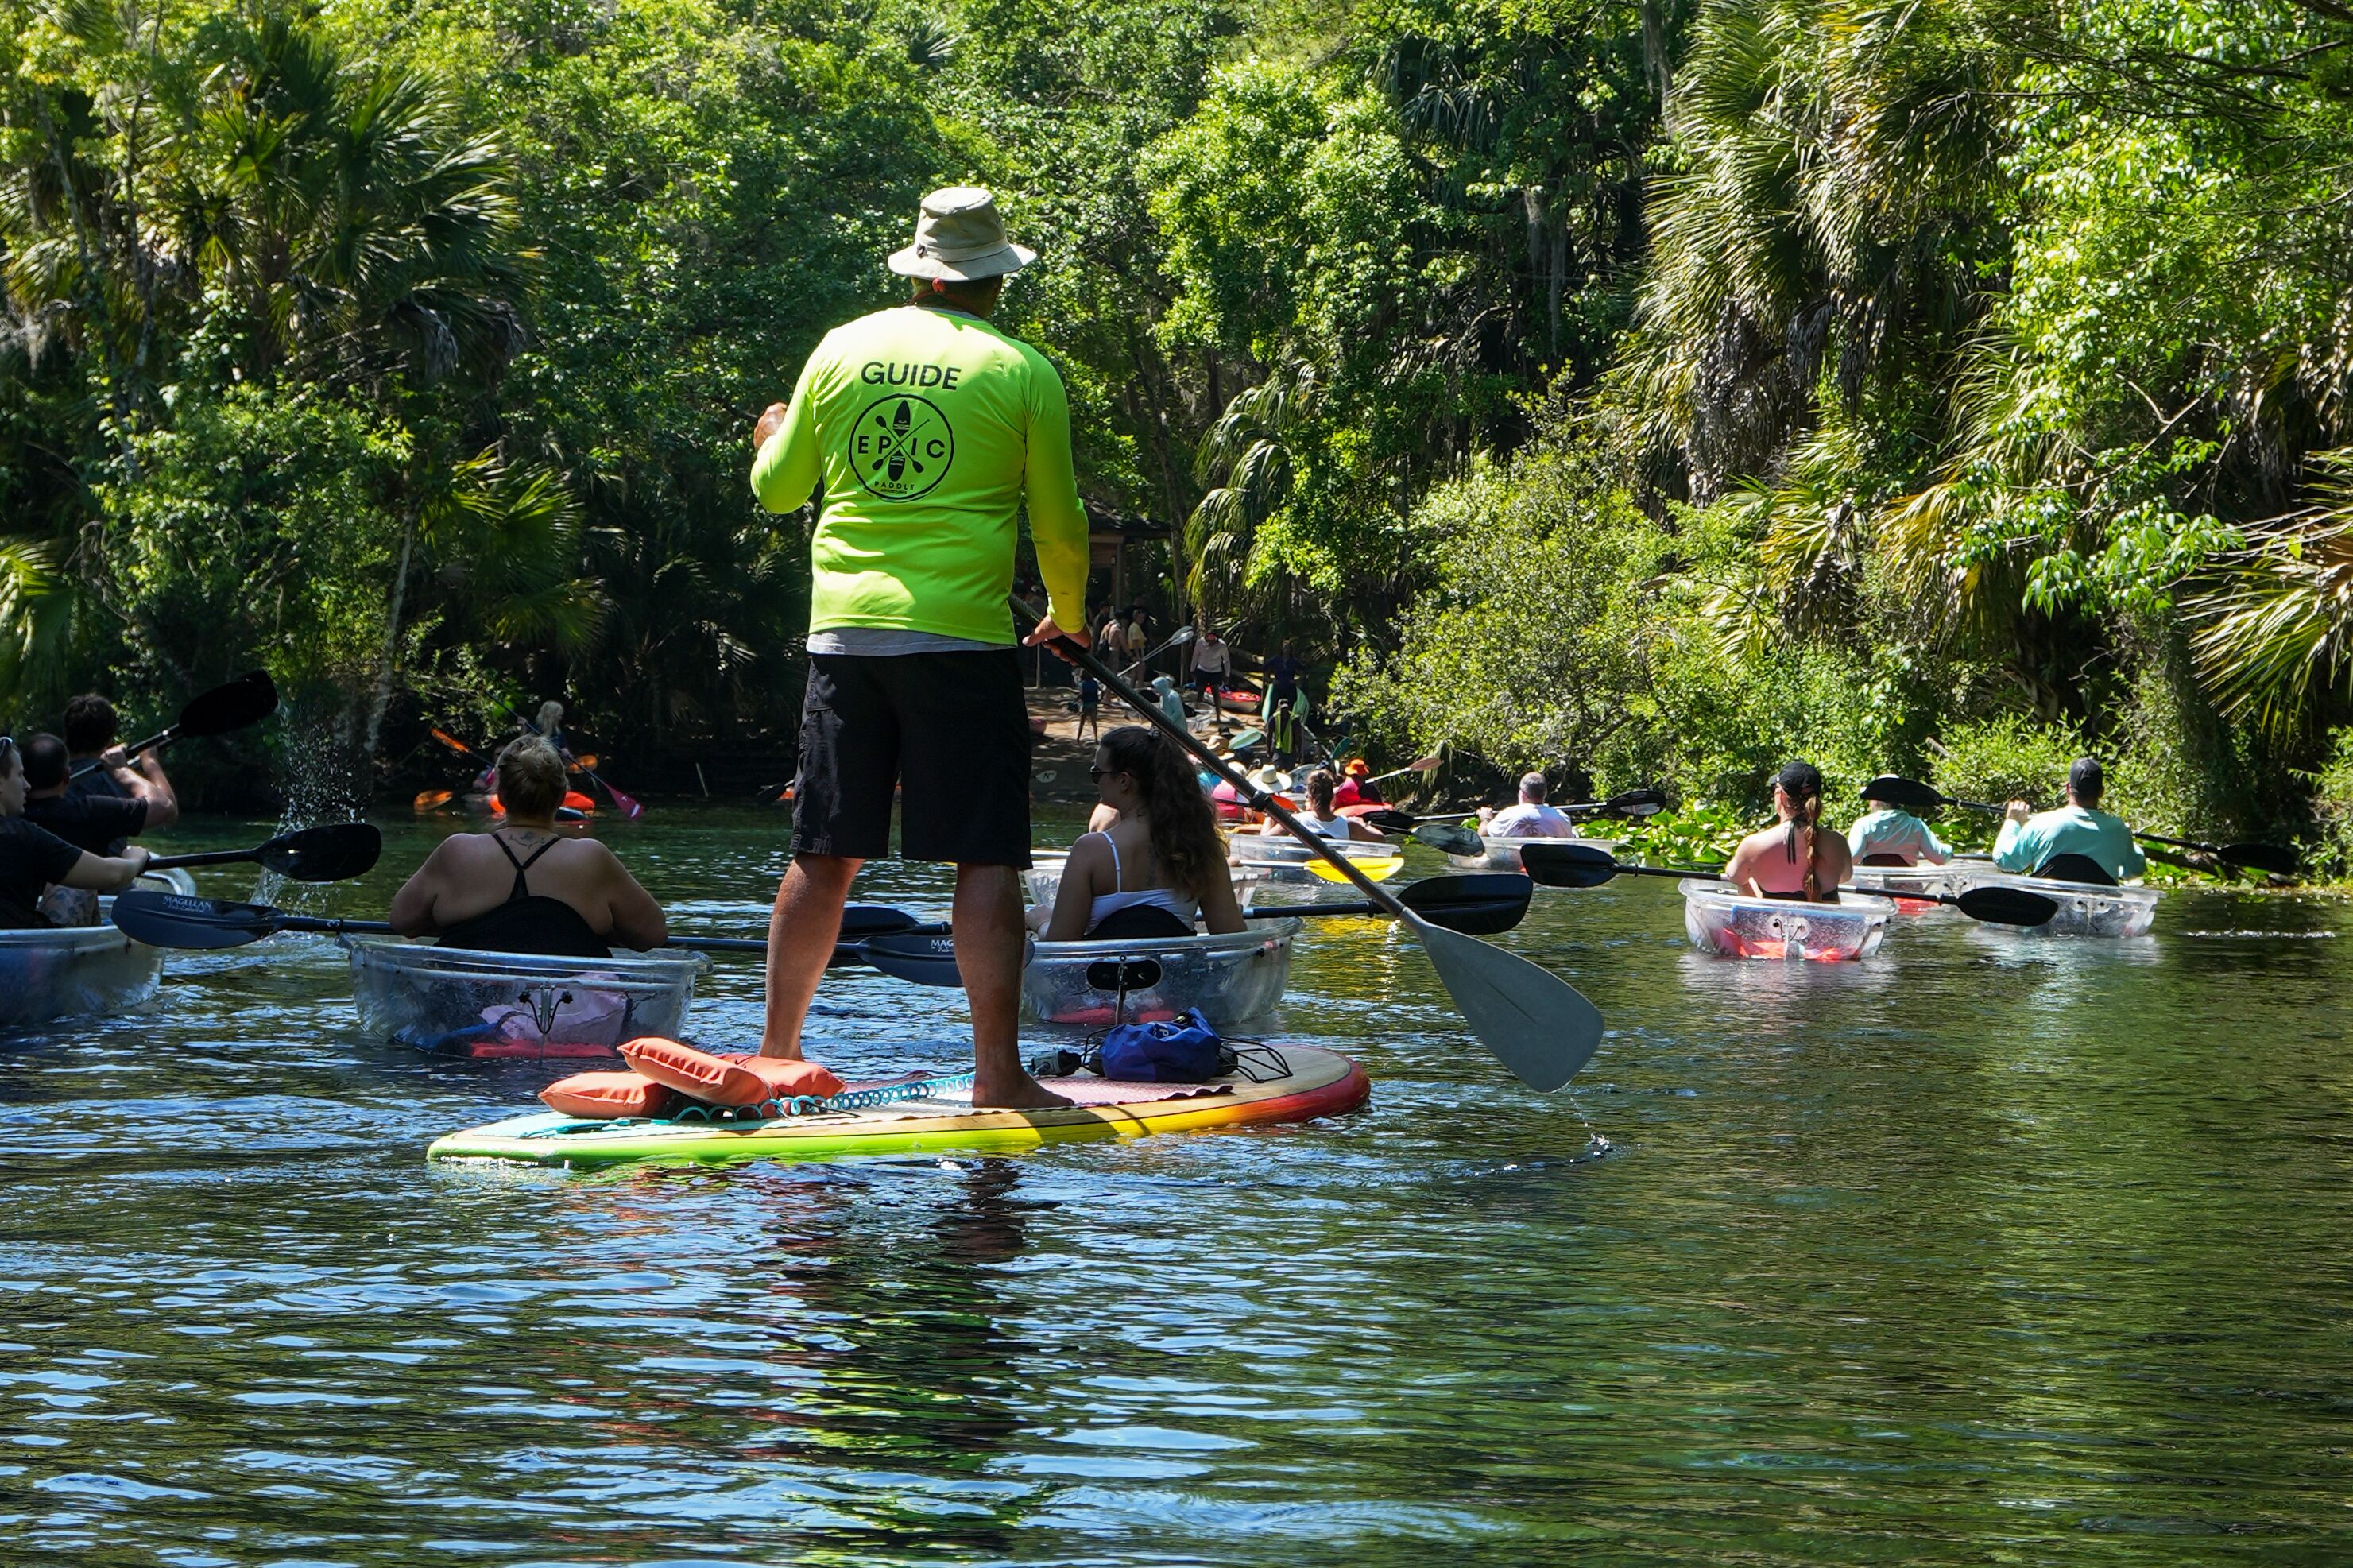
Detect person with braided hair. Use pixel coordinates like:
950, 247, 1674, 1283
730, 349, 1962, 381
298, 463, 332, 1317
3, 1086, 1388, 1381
1723, 761, 1852, 900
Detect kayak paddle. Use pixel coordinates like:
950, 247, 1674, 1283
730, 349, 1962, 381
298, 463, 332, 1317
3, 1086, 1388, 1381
849, 873, 1543, 989
106, 889, 904, 958
1366, 787, 1667, 839
69, 671, 279, 780
1016, 596, 1603, 1091
1515, 842, 2061, 927
1862, 774, 2297, 876
145, 823, 382, 883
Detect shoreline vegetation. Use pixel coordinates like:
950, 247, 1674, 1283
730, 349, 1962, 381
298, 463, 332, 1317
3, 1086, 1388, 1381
4, 0, 2351, 881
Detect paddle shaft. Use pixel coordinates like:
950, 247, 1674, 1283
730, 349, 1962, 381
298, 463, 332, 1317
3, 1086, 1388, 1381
219, 908, 770, 955
67, 723, 175, 780
1016, 601, 1414, 922
145, 846, 264, 870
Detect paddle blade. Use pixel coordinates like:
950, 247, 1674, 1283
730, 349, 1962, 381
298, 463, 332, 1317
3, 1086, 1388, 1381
1409, 915, 1603, 1091
110, 890, 276, 950
1951, 885, 2058, 927
412, 789, 455, 811
1411, 822, 1484, 857
597, 776, 645, 819
176, 671, 278, 739
839, 904, 923, 939
429, 727, 475, 757
1515, 841, 1622, 888
1860, 773, 1945, 812
1364, 808, 1418, 835
1399, 873, 1534, 935
1601, 786, 1666, 819
2218, 842, 2299, 876
857, 929, 965, 987
253, 823, 381, 882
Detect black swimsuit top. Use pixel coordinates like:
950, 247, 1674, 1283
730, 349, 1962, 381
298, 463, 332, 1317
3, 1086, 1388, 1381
436, 831, 611, 959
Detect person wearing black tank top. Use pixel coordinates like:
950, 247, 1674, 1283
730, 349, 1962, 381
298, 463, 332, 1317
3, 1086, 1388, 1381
391, 738, 664, 958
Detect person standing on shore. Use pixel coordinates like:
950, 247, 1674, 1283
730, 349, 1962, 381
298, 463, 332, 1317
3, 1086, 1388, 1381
748, 185, 1090, 1109
1190, 622, 1231, 698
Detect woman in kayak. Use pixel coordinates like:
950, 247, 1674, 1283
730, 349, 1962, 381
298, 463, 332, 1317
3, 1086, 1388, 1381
391, 737, 665, 958
1723, 760, 1852, 900
0, 735, 153, 928
1256, 768, 1387, 842
1040, 726, 1247, 940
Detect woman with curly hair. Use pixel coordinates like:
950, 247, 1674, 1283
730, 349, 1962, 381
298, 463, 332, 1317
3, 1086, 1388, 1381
1041, 726, 1247, 939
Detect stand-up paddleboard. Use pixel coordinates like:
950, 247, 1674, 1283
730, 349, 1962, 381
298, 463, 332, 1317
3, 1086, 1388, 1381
428, 1043, 1369, 1169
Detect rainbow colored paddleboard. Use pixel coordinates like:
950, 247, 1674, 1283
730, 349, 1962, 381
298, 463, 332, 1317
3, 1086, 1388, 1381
428, 1044, 1370, 1169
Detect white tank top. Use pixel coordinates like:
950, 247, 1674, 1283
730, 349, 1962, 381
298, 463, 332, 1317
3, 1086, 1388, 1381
1086, 833, 1201, 930
1297, 811, 1350, 839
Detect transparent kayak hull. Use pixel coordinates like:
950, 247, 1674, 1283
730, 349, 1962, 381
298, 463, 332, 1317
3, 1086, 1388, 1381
1021, 920, 1300, 1031
1680, 879, 1891, 962
2, 869, 195, 1031
1448, 834, 1618, 871
1847, 864, 1964, 910
1946, 869, 2160, 938
1025, 851, 1266, 910
1227, 834, 1403, 885
342, 935, 706, 1059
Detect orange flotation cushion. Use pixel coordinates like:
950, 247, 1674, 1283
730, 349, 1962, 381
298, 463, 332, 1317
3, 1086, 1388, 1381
540, 1070, 676, 1118
620, 1038, 846, 1108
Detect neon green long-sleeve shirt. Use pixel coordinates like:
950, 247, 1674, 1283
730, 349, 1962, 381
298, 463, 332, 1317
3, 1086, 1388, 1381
751, 304, 1091, 645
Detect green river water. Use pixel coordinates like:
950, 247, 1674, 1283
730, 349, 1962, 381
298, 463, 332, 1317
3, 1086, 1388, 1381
3, 806, 2349, 1566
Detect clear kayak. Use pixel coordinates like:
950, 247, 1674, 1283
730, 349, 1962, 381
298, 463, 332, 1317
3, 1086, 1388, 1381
342, 936, 707, 1059
1024, 851, 1267, 911
1847, 863, 1964, 912
2, 869, 195, 1032
1227, 834, 1404, 885
1447, 834, 1618, 872
1022, 919, 1300, 1031
428, 1042, 1369, 1169
1945, 868, 2160, 938
1679, 879, 1891, 962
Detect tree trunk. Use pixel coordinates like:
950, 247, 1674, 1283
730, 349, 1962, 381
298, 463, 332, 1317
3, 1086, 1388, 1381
365, 523, 416, 761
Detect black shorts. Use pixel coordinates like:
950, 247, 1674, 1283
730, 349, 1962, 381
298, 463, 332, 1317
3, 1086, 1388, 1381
795, 651, 1031, 867
1190, 670, 1221, 694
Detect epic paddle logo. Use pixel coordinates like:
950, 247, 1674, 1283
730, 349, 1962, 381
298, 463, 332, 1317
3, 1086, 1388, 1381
851, 393, 954, 499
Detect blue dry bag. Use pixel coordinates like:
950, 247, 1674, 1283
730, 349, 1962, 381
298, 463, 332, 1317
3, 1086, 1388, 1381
1097, 1008, 1228, 1083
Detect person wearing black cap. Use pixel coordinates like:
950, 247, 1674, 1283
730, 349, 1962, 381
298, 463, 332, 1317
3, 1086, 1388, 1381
1847, 778, 1950, 867
1994, 758, 2146, 882
1724, 761, 1852, 900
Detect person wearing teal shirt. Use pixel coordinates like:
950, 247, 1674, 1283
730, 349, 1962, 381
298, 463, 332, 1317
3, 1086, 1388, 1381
1847, 780, 1950, 866
1993, 757, 2148, 883
747, 186, 1089, 1110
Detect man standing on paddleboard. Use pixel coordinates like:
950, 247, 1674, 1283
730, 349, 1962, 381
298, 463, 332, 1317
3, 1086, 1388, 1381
749, 186, 1090, 1108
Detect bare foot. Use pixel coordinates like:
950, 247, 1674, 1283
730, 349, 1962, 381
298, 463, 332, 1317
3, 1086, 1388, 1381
757, 1040, 805, 1061
971, 1070, 1074, 1110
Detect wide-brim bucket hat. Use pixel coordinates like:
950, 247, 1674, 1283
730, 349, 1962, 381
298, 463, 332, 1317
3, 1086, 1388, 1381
888, 185, 1037, 281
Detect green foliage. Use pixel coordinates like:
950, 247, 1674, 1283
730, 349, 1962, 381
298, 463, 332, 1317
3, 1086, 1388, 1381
1332, 447, 1660, 774
1929, 714, 2081, 817
1611, 803, 1747, 869
2311, 727, 2353, 879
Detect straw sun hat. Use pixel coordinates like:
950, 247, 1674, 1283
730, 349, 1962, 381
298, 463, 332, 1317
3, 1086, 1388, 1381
888, 186, 1037, 281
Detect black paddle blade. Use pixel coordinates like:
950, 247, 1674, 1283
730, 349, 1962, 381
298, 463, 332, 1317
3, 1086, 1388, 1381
256, 823, 381, 882
177, 671, 279, 738
1412, 822, 1484, 857
1365, 808, 1418, 835
1398, 873, 1534, 935
840, 904, 923, 939
1951, 885, 2059, 927
1515, 841, 1622, 888
1602, 786, 1667, 819
2218, 842, 2300, 876
1860, 773, 1945, 812
857, 929, 964, 987
110, 890, 276, 950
